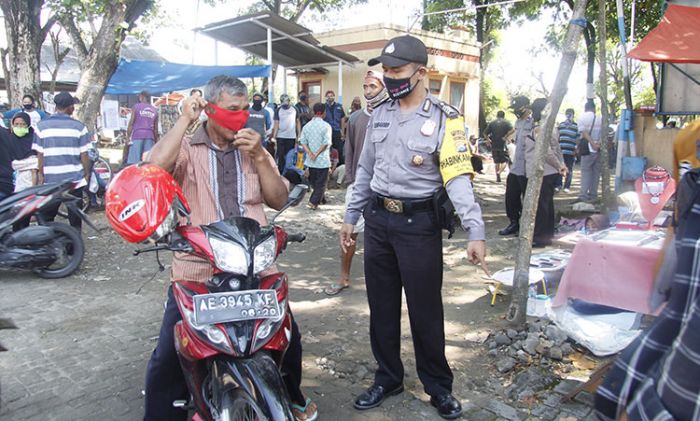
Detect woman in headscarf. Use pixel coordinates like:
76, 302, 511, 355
9, 112, 39, 192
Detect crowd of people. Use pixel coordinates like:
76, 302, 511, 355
0, 92, 92, 230
4, 27, 700, 421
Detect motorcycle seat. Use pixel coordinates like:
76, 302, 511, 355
0, 182, 70, 210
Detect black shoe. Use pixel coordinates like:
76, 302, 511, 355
498, 222, 519, 236
353, 384, 404, 410
430, 394, 463, 420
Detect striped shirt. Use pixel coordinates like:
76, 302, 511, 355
171, 125, 288, 283
557, 119, 579, 156
34, 114, 90, 183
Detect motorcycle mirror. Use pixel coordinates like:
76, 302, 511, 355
287, 184, 309, 207
269, 184, 310, 225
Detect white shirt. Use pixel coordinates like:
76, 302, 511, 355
577, 111, 602, 154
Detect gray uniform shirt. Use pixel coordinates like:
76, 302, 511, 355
344, 94, 485, 241
510, 116, 533, 177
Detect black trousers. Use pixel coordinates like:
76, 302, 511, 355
38, 187, 83, 231
331, 130, 344, 165
534, 174, 558, 244
275, 138, 296, 174
307, 167, 329, 206
363, 200, 453, 397
143, 286, 306, 421
505, 173, 527, 224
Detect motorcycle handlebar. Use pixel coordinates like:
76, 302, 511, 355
287, 233, 306, 243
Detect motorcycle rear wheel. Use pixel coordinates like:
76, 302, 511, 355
33, 222, 85, 279
218, 390, 269, 421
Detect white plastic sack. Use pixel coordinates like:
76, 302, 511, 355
88, 173, 99, 194
546, 303, 641, 356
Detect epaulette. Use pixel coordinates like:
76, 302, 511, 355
434, 99, 461, 119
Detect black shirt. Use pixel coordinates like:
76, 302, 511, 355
485, 118, 513, 151
0, 128, 17, 196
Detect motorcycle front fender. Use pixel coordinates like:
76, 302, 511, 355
212, 352, 294, 421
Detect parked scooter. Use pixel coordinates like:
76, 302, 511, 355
105, 164, 308, 421
0, 180, 95, 278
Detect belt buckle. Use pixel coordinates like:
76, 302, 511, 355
383, 198, 403, 213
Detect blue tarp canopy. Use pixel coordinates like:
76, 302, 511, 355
106, 59, 271, 95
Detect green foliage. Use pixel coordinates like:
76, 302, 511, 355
239, 0, 368, 22
482, 77, 508, 121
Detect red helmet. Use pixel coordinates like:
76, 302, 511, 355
105, 163, 190, 243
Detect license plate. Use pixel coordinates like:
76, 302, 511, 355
193, 289, 280, 325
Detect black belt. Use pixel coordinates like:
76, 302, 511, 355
374, 194, 433, 214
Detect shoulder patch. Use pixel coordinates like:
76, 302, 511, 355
435, 100, 461, 119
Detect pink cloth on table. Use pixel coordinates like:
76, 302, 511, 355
552, 238, 661, 314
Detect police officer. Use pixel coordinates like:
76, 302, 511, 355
339, 35, 488, 420
498, 96, 532, 236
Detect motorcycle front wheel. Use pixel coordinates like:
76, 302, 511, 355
218, 390, 268, 421
33, 222, 85, 279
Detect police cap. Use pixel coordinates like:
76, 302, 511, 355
368, 35, 428, 67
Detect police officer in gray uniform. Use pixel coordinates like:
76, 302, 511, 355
340, 35, 488, 420
499, 96, 532, 236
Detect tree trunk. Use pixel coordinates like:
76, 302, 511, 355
597, 0, 611, 205
475, 0, 487, 135
71, 3, 130, 132
506, 0, 589, 328
0, 0, 44, 108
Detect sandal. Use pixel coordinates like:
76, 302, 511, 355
324, 283, 349, 296
291, 398, 318, 421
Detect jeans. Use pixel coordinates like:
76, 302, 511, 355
127, 138, 155, 164
556, 155, 575, 189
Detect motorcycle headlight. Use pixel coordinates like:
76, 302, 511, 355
253, 236, 277, 274
180, 304, 233, 354
209, 237, 249, 275
252, 298, 287, 352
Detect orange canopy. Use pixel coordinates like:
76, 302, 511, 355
628, 4, 700, 63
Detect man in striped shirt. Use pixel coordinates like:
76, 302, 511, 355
34, 92, 91, 231
555, 108, 579, 192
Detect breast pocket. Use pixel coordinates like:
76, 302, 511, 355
372, 130, 389, 161
407, 137, 439, 171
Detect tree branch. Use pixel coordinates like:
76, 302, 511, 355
59, 15, 89, 63
291, 0, 314, 21
38, 15, 58, 47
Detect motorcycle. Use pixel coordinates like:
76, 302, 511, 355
105, 164, 309, 421
0, 180, 96, 278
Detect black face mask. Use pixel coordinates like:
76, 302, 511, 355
300, 95, 307, 102
383, 68, 421, 100
23, 104, 33, 110
252, 99, 263, 111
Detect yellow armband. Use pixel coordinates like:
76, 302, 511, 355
439, 116, 474, 185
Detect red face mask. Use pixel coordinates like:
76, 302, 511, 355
205, 103, 249, 133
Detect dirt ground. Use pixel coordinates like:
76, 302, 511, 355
0, 161, 595, 420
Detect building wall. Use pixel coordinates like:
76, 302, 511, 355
296, 24, 481, 133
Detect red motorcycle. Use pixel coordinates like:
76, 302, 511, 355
105, 164, 308, 421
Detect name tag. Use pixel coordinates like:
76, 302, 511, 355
374, 122, 391, 129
